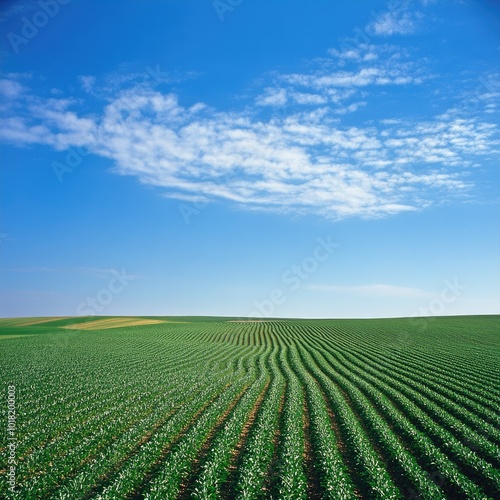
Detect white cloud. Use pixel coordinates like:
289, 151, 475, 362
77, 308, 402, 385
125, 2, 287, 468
256, 87, 287, 106
288, 69, 360, 87
76, 66, 198, 99
78, 75, 96, 93
282, 65, 421, 89
335, 101, 367, 115
290, 92, 327, 105
368, 11, 418, 36
308, 284, 435, 298
255, 44, 426, 114
0, 40, 498, 221
0, 79, 24, 98
366, 2, 424, 37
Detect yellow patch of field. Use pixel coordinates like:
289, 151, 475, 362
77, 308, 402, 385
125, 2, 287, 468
14, 317, 68, 327
62, 318, 176, 331
0, 334, 35, 339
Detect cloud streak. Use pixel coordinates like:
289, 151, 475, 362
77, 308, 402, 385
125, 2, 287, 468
367, 11, 420, 36
366, 0, 426, 37
308, 284, 435, 299
256, 44, 426, 112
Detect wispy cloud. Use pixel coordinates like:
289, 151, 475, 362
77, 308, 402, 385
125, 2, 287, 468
0, 0, 36, 23
308, 284, 435, 299
77, 267, 134, 279
76, 65, 199, 99
367, 11, 420, 36
0, 83, 497, 219
2, 266, 140, 280
254, 44, 427, 116
0, 78, 24, 98
0, 37, 498, 220
366, 1, 424, 37
3, 266, 58, 273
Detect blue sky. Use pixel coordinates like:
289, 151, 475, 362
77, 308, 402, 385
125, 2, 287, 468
0, 0, 499, 318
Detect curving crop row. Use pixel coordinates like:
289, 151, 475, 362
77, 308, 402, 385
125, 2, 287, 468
295, 339, 401, 499
287, 343, 355, 499
233, 340, 285, 499
272, 345, 308, 500
189, 365, 270, 498
303, 338, 494, 498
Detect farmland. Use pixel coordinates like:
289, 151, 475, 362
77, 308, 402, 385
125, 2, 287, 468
0, 315, 499, 499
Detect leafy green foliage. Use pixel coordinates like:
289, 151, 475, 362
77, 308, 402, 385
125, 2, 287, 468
0, 316, 498, 499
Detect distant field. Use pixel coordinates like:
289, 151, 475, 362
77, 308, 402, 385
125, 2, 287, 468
0, 315, 499, 499
61, 317, 172, 330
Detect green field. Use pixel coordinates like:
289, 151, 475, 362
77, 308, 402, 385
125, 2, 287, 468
1, 315, 499, 499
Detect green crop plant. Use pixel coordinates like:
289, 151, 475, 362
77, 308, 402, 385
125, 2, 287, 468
0, 315, 498, 499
